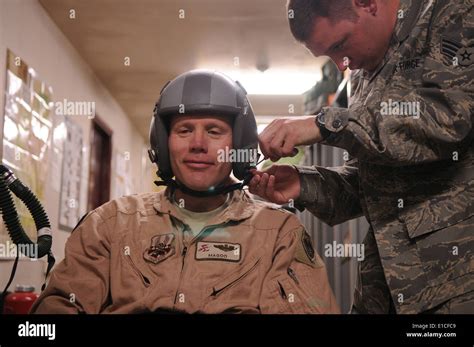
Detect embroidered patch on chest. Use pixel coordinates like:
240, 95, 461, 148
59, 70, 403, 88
441, 38, 473, 67
195, 241, 241, 262
143, 233, 176, 264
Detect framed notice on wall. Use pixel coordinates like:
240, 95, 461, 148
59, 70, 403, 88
1, 49, 53, 241
58, 119, 83, 231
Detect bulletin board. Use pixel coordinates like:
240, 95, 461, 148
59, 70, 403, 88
1, 49, 53, 242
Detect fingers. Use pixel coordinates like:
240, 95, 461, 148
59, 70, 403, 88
249, 168, 263, 177
259, 120, 278, 160
259, 119, 297, 162
269, 129, 286, 161
263, 165, 277, 175
248, 172, 261, 195
266, 174, 276, 199
250, 165, 277, 176
248, 166, 288, 204
248, 172, 269, 199
281, 138, 297, 158
254, 173, 269, 197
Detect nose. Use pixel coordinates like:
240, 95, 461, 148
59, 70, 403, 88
189, 128, 207, 153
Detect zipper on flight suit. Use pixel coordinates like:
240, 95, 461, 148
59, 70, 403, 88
173, 221, 230, 307
278, 282, 287, 300
125, 254, 151, 287
181, 246, 188, 267
173, 223, 188, 306
287, 267, 299, 285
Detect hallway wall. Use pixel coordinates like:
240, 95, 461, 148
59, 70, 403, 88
0, 0, 153, 294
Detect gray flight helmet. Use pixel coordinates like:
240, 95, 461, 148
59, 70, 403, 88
149, 69, 258, 182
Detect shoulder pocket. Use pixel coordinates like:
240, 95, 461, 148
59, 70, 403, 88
274, 274, 318, 314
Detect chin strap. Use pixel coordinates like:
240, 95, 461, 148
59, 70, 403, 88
152, 152, 265, 198
154, 172, 254, 198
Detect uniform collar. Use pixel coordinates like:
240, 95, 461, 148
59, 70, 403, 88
394, 0, 426, 43
153, 187, 255, 224
364, 0, 426, 80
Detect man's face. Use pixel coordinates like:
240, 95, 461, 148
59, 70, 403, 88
168, 114, 233, 191
305, 2, 395, 72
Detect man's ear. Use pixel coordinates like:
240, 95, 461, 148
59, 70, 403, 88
353, 0, 377, 15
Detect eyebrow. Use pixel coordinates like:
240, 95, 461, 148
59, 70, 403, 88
173, 121, 228, 130
326, 34, 349, 54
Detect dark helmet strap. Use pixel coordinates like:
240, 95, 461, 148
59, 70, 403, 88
153, 171, 253, 198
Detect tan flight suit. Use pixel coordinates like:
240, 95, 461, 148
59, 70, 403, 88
31, 188, 339, 314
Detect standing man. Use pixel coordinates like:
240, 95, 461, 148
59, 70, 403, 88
250, 0, 473, 313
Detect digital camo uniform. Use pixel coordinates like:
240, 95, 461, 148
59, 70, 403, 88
295, 0, 474, 313
31, 189, 339, 314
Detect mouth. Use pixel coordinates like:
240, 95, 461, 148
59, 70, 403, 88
183, 160, 214, 169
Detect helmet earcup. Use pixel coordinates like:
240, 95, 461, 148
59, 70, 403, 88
232, 91, 258, 180
149, 104, 173, 180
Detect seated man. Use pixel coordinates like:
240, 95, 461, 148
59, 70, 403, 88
31, 70, 339, 314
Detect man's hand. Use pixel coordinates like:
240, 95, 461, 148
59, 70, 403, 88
248, 165, 301, 205
259, 116, 322, 161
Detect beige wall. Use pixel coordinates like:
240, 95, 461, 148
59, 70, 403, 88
249, 94, 305, 118
0, 0, 153, 294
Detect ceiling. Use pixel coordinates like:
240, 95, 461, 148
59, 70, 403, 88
39, 0, 326, 139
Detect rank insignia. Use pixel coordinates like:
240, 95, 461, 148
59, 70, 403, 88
441, 38, 473, 67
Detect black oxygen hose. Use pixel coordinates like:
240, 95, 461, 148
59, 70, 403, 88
0, 164, 55, 301
0, 164, 52, 257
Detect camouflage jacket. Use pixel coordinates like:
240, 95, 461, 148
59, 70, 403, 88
296, 0, 474, 313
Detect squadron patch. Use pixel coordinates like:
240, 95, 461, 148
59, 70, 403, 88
143, 233, 176, 264
302, 230, 315, 260
295, 228, 323, 268
441, 38, 473, 67
195, 241, 241, 262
